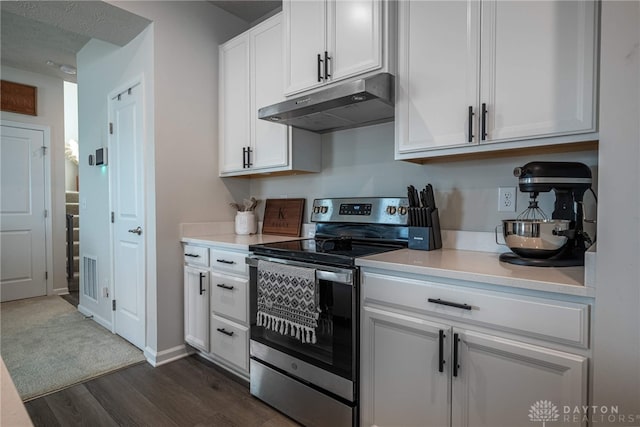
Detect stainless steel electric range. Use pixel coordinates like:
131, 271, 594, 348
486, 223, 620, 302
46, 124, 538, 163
247, 197, 409, 427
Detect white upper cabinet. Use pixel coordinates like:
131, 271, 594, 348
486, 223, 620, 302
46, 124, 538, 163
219, 13, 321, 177
396, 0, 598, 159
283, 0, 391, 96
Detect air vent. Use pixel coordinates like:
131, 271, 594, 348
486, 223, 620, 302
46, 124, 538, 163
83, 255, 98, 301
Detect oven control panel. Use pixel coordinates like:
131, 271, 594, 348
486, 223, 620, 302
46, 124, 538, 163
311, 197, 409, 225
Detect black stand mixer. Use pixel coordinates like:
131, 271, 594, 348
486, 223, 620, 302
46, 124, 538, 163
499, 161, 594, 267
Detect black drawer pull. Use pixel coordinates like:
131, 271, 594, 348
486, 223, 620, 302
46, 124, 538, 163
428, 298, 472, 311
216, 284, 235, 290
481, 102, 488, 140
199, 273, 206, 296
216, 259, 235, 265
216, 328, 234, 337
185, 253, 200, 258
468, 105, 474, 143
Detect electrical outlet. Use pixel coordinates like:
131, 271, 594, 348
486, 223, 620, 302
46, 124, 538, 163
498, 187, 517, 212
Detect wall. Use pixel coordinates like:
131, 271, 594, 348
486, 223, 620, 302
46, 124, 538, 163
250, 122, 598, 233
63, 81, 78, 192
593, 0, 640, 415
77, 27, 154, 328
104, 1, 249, 358
0, 66, 67, 295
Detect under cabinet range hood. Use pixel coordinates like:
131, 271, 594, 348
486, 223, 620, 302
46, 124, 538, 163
258, 73, 394, 134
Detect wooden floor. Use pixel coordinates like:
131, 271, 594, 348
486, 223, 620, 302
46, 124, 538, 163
25, 356, 300, 427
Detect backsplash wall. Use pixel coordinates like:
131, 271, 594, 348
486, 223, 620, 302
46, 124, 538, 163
249, 122, 598, 232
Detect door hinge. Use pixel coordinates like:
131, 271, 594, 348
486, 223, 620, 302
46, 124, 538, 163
42, 146, 47, 155
112, 300, 116, 311
44, 209, 48, 218
109, 122, 113, 134
45, 271, 48, 280
111, 212, 114, 223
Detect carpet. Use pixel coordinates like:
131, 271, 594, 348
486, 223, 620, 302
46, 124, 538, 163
0, 295, 146, 401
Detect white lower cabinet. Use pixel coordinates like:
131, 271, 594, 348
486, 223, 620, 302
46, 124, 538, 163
361, 271, 589, 427
183, 243, 250, 379
184, 265, 210, 352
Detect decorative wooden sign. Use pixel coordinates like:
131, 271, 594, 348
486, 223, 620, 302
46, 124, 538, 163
262, 198, 305, 237
1, 80, 37, 116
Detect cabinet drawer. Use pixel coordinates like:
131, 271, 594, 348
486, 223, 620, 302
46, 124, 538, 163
210, 249, 248, 276
211, 271, 248, 323
183, 245, 209, 267
362, 272, 590, 348
211, 315, 248, 371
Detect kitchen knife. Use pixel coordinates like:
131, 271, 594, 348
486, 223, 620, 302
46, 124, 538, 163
426, 184, 436, 209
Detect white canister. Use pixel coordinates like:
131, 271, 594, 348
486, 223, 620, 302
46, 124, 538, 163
235, 211, 257, 235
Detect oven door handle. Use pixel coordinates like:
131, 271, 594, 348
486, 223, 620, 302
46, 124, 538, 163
247, 256, 353, 285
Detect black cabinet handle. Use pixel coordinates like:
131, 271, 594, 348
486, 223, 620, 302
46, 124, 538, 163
438, 329, 446, 373
216, 259, 235, 265
216, 284, 235, 290
453, 333, 460, 377
185, 253, 200, 258
481, 103, 488, 140
468, 106, 474, 143
324, 51, 331, 79
247, 147, 253, 167
317, 53, 323, 82
428, 298, 472, 311
242, 147, 248, 168
217, 328, 234, 337
199, 272, 205, 295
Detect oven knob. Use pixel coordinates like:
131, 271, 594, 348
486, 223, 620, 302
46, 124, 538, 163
399, 206, 407, 215
321, 206, 328, 214
387, 206, 397, 215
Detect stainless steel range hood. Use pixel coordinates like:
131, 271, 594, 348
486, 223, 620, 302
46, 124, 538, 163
258, 73, 394, 134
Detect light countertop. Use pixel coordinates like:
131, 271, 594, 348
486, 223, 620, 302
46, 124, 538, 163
181, 233, 302, 251
356, 248, 593, 298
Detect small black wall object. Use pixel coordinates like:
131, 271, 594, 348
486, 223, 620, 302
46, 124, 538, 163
88, 154, 94, 165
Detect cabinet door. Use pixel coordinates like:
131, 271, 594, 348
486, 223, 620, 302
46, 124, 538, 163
184, 265, 210, 352
250, 14, 289, 170
327, 0, 382, 82
396, 0, 480, 154
283, 0, 327, 95
480, 0, 597, 142
219, 34, 250, 174
361, 306, 451, 427
451, 329, 587, 427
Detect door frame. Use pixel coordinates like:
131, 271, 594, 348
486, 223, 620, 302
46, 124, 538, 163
106, 76, 146, 342
1, 120, 54, 297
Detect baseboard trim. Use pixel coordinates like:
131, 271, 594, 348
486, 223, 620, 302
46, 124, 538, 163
197, 351, 250, 383
52, 287, 69, 296
144, 344, 193, 367
77, 304, 112, 330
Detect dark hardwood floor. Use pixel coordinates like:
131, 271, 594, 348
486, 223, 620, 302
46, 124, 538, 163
25, 356, 300, 427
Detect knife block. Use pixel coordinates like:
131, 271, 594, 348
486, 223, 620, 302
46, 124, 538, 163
408, 208, 442, 251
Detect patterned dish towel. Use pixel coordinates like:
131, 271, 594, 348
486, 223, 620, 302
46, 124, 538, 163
257, 260, 319, 344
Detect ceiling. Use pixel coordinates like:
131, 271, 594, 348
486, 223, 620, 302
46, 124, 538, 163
0, 1, 151, 82
0, 1, 281, 83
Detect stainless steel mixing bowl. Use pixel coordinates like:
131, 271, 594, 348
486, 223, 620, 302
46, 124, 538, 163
496, 219, 572, 259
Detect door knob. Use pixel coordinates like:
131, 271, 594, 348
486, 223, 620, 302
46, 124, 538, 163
128, 226, 142, 235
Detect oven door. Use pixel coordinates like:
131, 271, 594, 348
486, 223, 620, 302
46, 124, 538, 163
247, 255, 357, 402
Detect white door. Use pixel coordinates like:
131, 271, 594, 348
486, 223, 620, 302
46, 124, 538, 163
480, 0, 597, 142
283, 0, 327, 95
0, 124, 48, 302
361, 306, 451, 427
251, 14, 289, 171
219, 34, 250, 174
328, 0, 382, 83
396, 0, 480, 153
109, 84, 145, 349
451, 329, 587, 427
